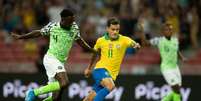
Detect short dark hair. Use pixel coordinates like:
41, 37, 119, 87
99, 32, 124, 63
107, 17, 120, 27
60, 8, 74, 17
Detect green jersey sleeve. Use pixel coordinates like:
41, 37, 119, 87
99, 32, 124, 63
71, 22, 81, 40
150, 37, 162, 46
40, 22, 57, 36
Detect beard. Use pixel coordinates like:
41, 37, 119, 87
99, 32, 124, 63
60, 24, 71, 30
110, 34, 119, 40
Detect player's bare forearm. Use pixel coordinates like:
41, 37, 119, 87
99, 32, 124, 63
76, 37, 97, 53
178, 51, 186, 62
131, 42, 141, 49
87, 51, 99, 70
84, 52, 99, 78
139, 32, 151, 46
136, 23, 150, 46
11, 30, 42, 39
84, 51, 99, 77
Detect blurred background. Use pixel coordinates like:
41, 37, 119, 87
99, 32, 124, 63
0, 0, 200, 101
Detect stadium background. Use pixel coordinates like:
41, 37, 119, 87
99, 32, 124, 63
0, 0, 200, 101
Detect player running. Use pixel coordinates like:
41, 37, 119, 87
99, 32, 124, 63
139, 22, 186, 101
11, 8, 95, 101
83, 17, 141, 101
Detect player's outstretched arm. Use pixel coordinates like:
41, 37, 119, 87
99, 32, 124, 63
11, 30, 42, 39
84, 50, 99, 78
132, 42, 141, 49
178, 51, 187, 62
135, 22, 151, 46
138, 27, 152, 47
76, 37, 97, 53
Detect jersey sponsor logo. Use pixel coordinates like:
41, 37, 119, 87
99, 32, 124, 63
116, 44, 120, 49
109, 43, 113, 49
105, 71, 109, 76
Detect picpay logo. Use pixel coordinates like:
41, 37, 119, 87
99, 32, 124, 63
135, 81, 191, 101
2, 80, 49, 98
68, 80, 124, 101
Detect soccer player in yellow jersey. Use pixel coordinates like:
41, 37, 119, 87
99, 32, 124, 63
83, 17, 141, 101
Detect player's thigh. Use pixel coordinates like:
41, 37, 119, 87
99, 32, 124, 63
43, 54, 66, 82
162, 68, 182, 86
100, 78, 115, 91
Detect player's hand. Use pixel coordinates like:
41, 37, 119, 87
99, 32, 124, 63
11, 32, 21, 39
84, 68, 92, 78
134, 43, 141, 49
137, 23, 144, 32
181, 57, 188, 62
136, 19, 144, 32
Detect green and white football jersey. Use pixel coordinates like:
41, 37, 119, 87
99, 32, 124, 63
40, 22, 81, 63
150, 36, 179, 71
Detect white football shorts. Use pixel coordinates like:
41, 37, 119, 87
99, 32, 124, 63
161, 67, 182, 86
43, 54, 66, 82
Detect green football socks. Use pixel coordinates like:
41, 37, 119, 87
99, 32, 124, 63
173, 92, 181, 101
33, 81, 60, 96
162, 92, 174, 101
162, 91, 181, 101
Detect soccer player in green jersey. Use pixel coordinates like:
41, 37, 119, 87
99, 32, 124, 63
11, 8, 95, 101
139, 22, 186, 101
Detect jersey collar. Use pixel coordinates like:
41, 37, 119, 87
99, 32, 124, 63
164, 36, 173, 41
104, 32, 120, 41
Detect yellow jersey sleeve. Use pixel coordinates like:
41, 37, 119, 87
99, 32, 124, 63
124, 36, 136, 48
94, 38, 101, 51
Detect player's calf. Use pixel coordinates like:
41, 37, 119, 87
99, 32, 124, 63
52, 72, 69, 100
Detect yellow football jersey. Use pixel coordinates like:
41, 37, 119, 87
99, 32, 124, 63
94, 34, 136, 80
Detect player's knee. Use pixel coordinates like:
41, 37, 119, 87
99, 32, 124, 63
56, 72, 69, 88
105, 84, 115, 91
85, 96, 94, 101
57, 77, 69, 88
172, 84, 180, 94
88, 97, 94, 101
59, 79, 68, 88
84, 91, 96, 101
101, 78, 115, 91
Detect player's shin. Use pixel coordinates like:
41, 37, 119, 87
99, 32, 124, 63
94, 87, 110, 101
33, 81, 60, 96
173, 91, 181, 101
161, 92, 174, 101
